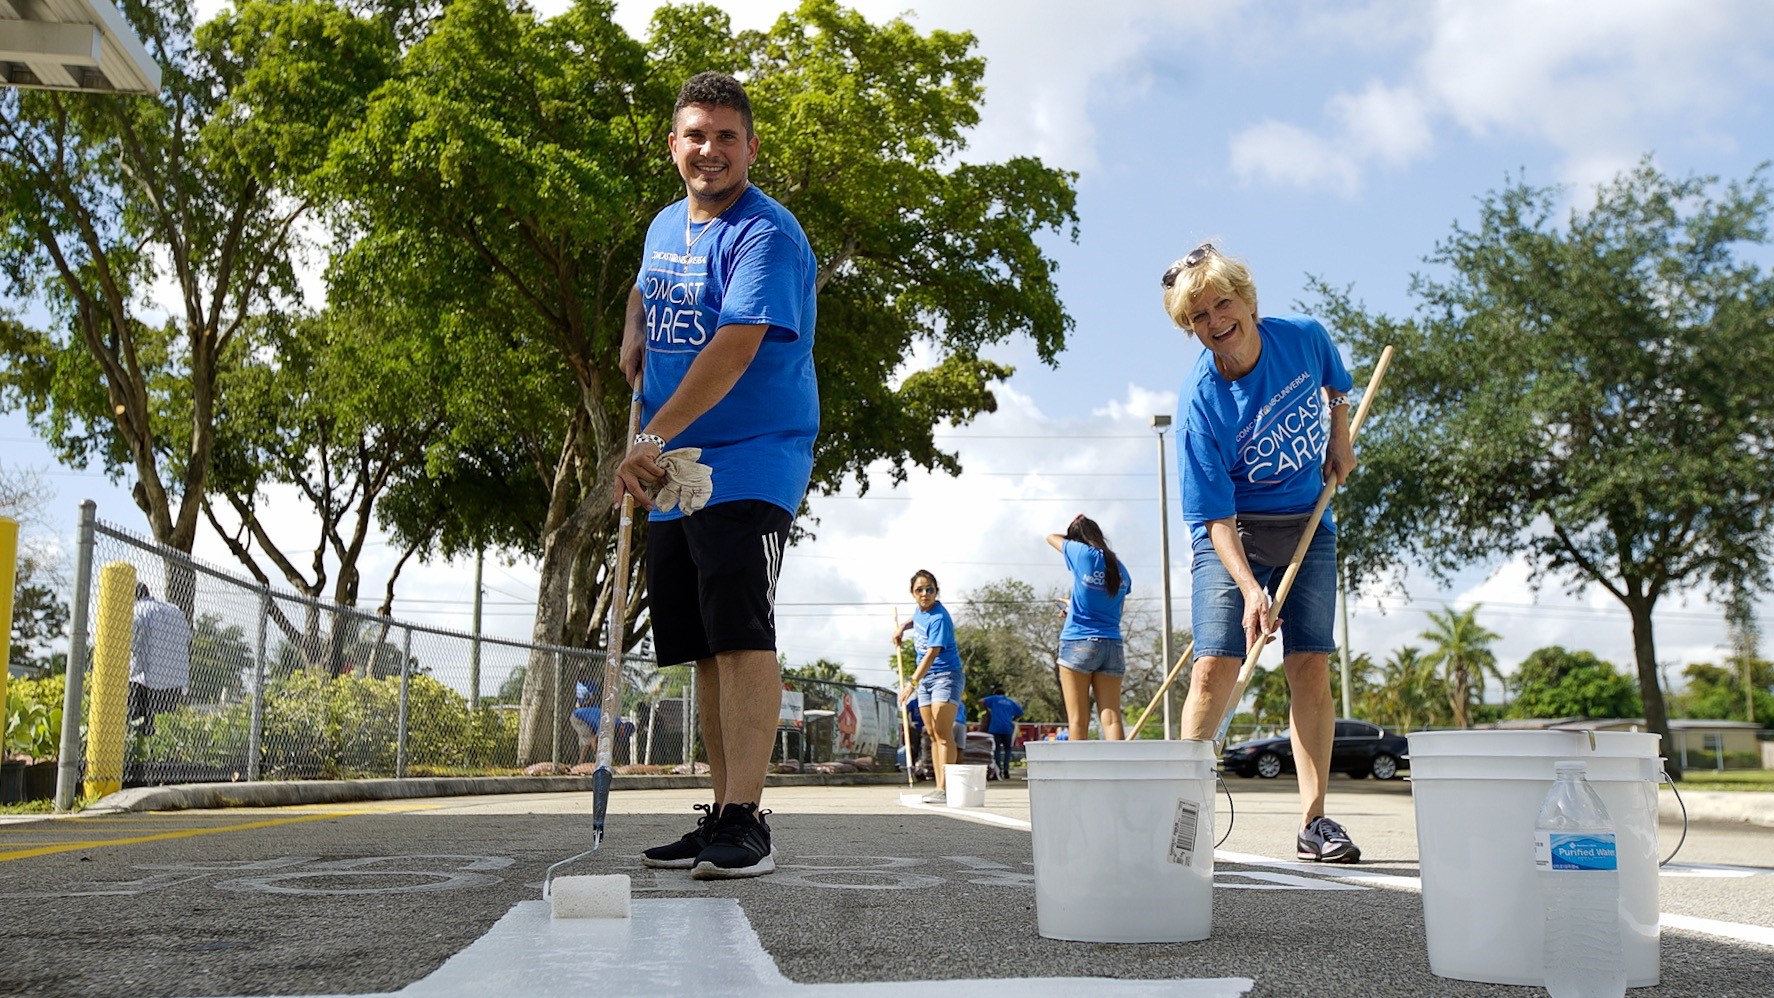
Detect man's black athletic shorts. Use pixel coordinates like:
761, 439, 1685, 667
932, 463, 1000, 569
647, 499, 792, 666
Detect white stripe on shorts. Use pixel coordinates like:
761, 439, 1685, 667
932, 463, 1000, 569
761, 529, 783, 624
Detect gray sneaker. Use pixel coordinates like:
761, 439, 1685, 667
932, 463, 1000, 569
921, 788, 947, 804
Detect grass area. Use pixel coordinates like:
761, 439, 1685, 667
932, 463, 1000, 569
1670, 769, 1774, 793
0, 799, 57, 815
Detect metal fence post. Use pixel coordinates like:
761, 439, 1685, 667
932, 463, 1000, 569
396, 626, 412, 779
248, 586, 269, 781
550, 649, 561, 766
54, 501, 97, 811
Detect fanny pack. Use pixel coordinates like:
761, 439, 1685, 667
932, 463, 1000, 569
1236, 512, 1315, 567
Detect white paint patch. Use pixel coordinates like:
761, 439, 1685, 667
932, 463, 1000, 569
1662, 913, 1774, 949
899, 796, 1034, 831
316, 898, 1255, 997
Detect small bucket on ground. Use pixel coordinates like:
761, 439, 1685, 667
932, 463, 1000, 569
1407, 730, 1662, 987
1025, 739, 1215, 943
944, 764, 987, 807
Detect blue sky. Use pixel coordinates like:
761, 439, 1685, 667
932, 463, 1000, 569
8, 0, 1774, 698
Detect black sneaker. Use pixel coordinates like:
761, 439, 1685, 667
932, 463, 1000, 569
1297, 816, 1361, 863
690, 803, 774, 880
641, 802, 718, 869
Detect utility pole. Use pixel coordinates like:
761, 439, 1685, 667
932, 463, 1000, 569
469, 547, 484, 712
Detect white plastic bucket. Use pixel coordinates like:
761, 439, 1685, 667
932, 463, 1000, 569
945, 764, 986, 807
1025, 740, 1215, 943
1407, 730, 1662, 987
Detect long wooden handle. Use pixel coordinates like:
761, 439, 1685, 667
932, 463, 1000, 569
595, 382, 646, 774
892, 611, 916, 788
1211, 346, 1395, 749
1126, 640, 1195, 739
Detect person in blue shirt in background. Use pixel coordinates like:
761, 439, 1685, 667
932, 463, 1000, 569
570, 679, 634, 765
980, 686, 1024, 780
1046, 514, 1132, 741
1160, 241, 1361, 864
893, 569, 966, 804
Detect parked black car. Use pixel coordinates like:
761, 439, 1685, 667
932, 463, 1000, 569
1220, 719, 1410, 780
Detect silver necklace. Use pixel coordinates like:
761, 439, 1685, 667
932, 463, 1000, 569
684, 183, 747, 251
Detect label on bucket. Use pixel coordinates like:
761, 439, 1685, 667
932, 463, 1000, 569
1169, 798, 1201, 866
1534, 831, 1618, 872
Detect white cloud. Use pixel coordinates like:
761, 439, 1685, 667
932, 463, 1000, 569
1229, 121, 1361, 196
1224, 0, 1774, 192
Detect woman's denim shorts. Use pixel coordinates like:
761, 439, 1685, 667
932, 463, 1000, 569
1056, 637, 1127, 676
917, 670, 963, 707
1190, 525, 1338, 659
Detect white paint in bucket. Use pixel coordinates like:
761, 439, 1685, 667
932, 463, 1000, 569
1025, 739, 1215, 943
1407, 730, 1661, 987
945, 764, 987, 807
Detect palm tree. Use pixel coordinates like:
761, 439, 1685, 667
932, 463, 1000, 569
1421, 606, 1504, 728
1367, 645, 1447, 731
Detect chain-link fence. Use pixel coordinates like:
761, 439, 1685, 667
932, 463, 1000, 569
50, 503, 901, 805
772, 676, 902, 773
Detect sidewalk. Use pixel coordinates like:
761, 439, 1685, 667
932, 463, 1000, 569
8, 771, 1773, 829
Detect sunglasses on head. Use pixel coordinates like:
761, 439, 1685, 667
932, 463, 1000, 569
1160, 242, 1216, 289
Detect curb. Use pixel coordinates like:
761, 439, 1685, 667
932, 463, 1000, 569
84, 772, 908, 815
1659, 787, 1774, 829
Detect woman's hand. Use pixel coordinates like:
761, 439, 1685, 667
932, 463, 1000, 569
1241, 583, 1280, 653
899, 684, 914, 706
1323, 433, 1357, 487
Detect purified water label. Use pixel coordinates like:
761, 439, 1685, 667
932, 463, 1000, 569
1169, 797, 1201, 866
1534, 830, 1618, 872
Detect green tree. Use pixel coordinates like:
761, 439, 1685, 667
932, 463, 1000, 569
0, 0, 396, 555
1362, 645, 1449, 732
1318, 161, 1774, 776
951, 579, 1067, 723
1419, 607, 1503, 729
785, 658, 857, 685
1675, 659, 1773, 725
188, 612, 252, 704
1330, 649, 1377, 719
1724, 590, 1763, 724
1, 467, 68, 676
327, 0, 1076, 761
1506, 646, 1643, 720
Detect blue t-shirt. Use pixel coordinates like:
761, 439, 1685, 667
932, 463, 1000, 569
981, 694, 1023, 736
1179, 315, 1354, 554
635, 185, 819, 520
912, 602, 963, 676
1059, 539, 1131, 640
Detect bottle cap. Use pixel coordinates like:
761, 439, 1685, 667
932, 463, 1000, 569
1553, 760, 1587, 777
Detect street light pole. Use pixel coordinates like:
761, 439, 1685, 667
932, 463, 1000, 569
1151, 414, 1175, 740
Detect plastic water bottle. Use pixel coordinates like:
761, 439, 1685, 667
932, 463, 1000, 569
1535, 760, 1626, 998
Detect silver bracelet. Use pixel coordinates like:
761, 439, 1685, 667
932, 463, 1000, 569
633, 432, 667, 451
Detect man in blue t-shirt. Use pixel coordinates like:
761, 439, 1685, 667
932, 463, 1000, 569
616, 72, 819, 881
980, 687, 1024, 780
1161, 242, 1363, 865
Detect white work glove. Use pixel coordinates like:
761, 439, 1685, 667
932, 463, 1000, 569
654, 447, 714, 515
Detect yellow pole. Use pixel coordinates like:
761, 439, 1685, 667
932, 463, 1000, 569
0, 517, 17, 725
85, 561, 137, 799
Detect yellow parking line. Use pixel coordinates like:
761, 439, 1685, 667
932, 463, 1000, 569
0, 810, 379, 863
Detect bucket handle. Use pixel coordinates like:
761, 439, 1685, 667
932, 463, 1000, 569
1214, 771, 1234, 849
1658, 769, 1688, 868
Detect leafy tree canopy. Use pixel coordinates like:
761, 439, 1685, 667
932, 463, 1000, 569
1505, 645, 1643, 720
1317, 159, 1774, 773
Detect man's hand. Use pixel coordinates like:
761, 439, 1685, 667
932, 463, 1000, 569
612, 440, 666, 510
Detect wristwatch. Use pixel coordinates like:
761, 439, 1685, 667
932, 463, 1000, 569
634, 432, 667, 451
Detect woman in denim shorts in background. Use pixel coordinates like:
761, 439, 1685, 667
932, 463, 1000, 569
893, 570, 967, 805
1160, 241, 1363, 864
1046, 514, 1131, 741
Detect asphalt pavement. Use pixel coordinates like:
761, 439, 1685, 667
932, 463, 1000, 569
1, 775, 1771, 996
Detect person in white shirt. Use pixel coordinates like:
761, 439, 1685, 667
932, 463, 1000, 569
129, 583, 191, 737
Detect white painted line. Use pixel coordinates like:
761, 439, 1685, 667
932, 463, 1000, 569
898, 797, 1033, 831
1661, 914, 1774, 949
283, 897, 1255, 997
